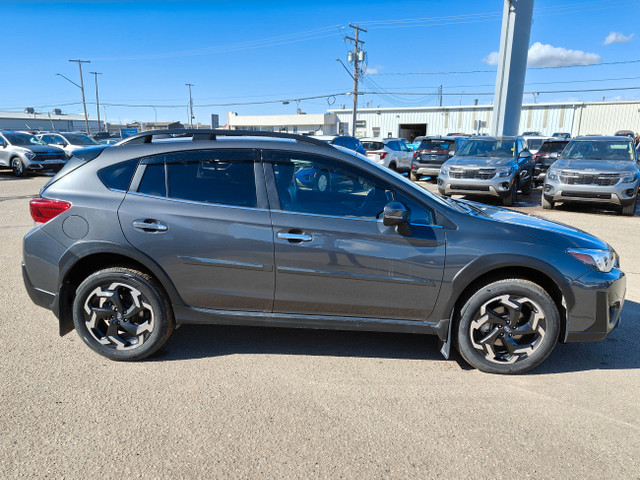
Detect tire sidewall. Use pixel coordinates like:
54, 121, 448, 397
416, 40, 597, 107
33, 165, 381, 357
73, 268, 173, 361
456, 280, 560, 374
12, 157, 25, 177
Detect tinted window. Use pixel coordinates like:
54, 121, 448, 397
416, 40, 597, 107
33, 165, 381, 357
394, 192, 435, 225
457, 139, 516, 157
418, 140, 455, 151
137, 150, 257, 207
267, 152, 392, 219
98, 159, 139, 192
526, 138, 544, 150
537, 141, 568, 154
562, 141, 635, 161
361, 141, 384, 151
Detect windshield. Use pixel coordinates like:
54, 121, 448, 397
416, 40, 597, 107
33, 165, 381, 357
4, 133, 47, 146
562, 140, 635, 161
62, 133, 99, 145
361, 141, 384, 151
456, 139, 516, 157
418, 140, 455, 151
526, 138, 545, 150
537, 141, 568, 154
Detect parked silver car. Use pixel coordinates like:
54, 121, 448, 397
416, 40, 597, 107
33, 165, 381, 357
37, 132, 100, 156
360, 137, 413, 172
542, 136, 639, 215
0, 131, 67, 177
438, 136, 534, 206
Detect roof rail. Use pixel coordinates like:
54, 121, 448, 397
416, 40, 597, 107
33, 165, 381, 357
115, 128, 333, 148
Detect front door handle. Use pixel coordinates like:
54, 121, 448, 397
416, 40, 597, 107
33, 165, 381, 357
277, 231, 313, 242
133, 220, 168, 232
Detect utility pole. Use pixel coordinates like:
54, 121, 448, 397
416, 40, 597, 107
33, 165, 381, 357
439, 85, 443, 107
345, 24, 367, 137
69, 59, 91, 135
186, 83, 195, 128
90, 72, 102, 132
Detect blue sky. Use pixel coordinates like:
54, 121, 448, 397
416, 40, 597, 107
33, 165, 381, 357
2, 0, 639, 125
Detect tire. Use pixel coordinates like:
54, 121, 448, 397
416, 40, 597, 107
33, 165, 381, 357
316, 170, 330, 192
455, 279, 560, 374
388, 162, 397, 172
410, 171, 421, 182
72, 267, 175, 361
521, 175, 533, 195
541, 195, 554, 210
11, 157, 25, 177
502, 182, 516, 206
621, 196, 637, 216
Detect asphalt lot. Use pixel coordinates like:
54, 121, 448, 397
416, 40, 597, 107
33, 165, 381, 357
1, 171, 639, 479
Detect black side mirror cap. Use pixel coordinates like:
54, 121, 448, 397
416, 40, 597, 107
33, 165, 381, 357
383, 202, 409, 226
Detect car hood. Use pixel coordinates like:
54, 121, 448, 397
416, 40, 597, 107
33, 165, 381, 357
459, 199, 609, 250
448, 155, 515, 168
551, 158, 638, 173
16, 144, 66, 155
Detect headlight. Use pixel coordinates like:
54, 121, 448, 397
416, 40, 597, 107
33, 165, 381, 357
24, 151, 36, 160
547, 170, 559, 181
567, 248, 616, 273
620, 173, 638, 184
496, 166, 514, 178
440, 165, 449, 176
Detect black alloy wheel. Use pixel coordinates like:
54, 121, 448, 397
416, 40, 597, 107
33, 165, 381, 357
456, 279, 560, 374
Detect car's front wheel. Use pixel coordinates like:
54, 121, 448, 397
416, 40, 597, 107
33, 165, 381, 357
502, 181, 517, 206
621, 195, 637, 216
541, 195, 554, 210
73, 267, 175, 361
11, 157, 26, 177
456, 279, 560, 374
316, 170, 330, 192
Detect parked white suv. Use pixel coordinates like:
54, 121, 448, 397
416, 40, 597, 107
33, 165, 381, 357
360, 138, 412, 172
37, 132, 100, 156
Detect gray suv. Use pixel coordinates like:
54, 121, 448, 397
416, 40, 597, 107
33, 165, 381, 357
0, 131, 67, 177
437, 136, 534, 206
542, 136, 639, 215
22, 130, 625, 374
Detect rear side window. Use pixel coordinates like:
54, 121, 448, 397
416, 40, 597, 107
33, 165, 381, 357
136, 149, 258, 207
98, 159, 139, 191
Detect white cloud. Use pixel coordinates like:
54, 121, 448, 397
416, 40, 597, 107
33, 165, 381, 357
483, 42, 601, 67
603, 32, 634, 45
366, 65, 382, 75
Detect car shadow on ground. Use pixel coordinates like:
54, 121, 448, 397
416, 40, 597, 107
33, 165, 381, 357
149, 300, 640, 374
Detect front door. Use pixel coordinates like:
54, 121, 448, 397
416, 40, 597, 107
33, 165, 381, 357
264, 150, 445, 321
118, 148, 274, 312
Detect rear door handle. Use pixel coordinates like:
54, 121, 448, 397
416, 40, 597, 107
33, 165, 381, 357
277, 231, 313, 242
133, 220, 168, 232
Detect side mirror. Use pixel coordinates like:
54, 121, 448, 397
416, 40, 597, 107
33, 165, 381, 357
519, 150, 532, 159
383, 202, 408, 226
448, 150, 456, 157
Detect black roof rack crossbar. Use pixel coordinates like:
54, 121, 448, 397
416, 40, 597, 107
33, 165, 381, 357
115, 128, 333, 148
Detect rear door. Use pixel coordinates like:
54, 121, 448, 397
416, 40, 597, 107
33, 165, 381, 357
118, 148, 275, 312
264, 150, 445, 320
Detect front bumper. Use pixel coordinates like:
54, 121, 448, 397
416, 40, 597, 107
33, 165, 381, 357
26, 160, 66, 173
564, 267, 626, 342
437, 175, 515, 198
543, 180, 638, 207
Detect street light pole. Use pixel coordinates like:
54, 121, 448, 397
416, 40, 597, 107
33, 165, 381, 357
89, 72, 102, 132
185, 83, 195, 128
69, 59, 91, 135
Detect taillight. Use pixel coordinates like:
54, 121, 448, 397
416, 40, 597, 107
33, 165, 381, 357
413, 152, 417, 159
29, 196, 71, 223
379, 152, 387, 159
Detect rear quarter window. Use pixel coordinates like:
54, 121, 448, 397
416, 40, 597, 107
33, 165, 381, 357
98, 159, 139, 191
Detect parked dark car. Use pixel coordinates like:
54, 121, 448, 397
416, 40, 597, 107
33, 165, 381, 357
411, 136, 468, 181
438, 136, 534, 206
22, 129, 625, 374
552, 133, 571, 139
533, 139, 570, 185
542, 136, 639, 215
311, 135, 366, 155
614, 130, 635, 139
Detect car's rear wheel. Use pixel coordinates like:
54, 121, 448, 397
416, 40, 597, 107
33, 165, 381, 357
73, 267, 175, 361
456, 279, 560, 374
541, 195, 554, 210
388, 162, 397, 171
11, 157, 25, 177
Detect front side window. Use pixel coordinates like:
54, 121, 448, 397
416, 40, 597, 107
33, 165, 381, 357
267, 151, 392, 219
136, 149, 257, 207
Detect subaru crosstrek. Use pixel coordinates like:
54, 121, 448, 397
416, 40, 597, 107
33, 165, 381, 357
542, 136, 639, 215
438, 136, 534, 206
22, 129, 625, 374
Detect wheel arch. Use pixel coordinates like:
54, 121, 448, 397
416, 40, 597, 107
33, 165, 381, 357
55, 242, 183, 336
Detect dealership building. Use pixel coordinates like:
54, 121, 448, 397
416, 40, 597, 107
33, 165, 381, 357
226, 100, 640, 140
